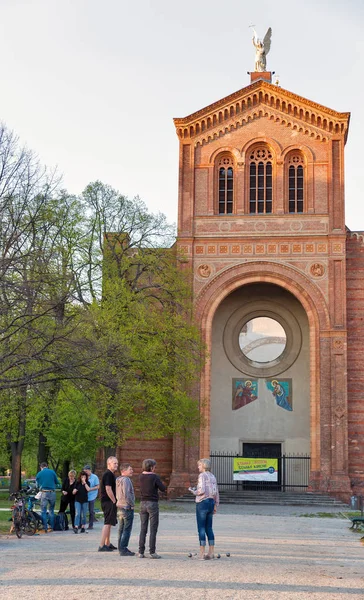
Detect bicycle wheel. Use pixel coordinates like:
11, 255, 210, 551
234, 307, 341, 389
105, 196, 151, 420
13, 511, 23, 538
24, 513, 37, 536
24, 517, 37, 535
14, 521, 23, 538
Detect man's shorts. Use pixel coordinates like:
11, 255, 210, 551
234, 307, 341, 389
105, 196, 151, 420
101, 500, 117, 526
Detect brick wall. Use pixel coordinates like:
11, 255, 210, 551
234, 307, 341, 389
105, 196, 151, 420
96, 437, 173, 498
346, 233, 364, 494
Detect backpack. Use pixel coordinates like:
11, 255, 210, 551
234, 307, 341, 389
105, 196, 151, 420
54, 512, 68, 531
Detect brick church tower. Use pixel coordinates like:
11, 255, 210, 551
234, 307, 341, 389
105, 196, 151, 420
168, 67, 364, 502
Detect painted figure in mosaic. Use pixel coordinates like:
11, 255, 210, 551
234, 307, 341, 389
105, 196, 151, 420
233, 380, 258, 410
271, 380, 292, 412
251, 27, 272, 72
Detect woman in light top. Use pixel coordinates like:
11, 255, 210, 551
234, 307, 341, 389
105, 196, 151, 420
189, 458, 219, 560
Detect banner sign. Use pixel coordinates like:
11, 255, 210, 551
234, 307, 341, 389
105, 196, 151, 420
233, 457, 278, 481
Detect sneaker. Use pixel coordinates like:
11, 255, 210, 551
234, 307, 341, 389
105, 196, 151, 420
108, 543, 117, 550
74, 528, 78, 534
98, 545, 112, 552
80, 528, 85, 534
149, 553, 161, 559
120, 549, 135, 556
138, 553, 145, 558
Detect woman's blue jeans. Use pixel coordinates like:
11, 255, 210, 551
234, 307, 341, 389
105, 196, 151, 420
74, 501, 87, 527
196, 498, 215, 546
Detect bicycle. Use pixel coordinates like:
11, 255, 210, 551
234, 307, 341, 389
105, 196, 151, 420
10, 489, 39, 538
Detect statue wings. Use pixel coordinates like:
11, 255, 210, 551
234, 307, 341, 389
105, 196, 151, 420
263, 27, 272, 55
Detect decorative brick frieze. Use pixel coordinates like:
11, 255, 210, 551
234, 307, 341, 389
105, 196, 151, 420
194, 217, 329, 236
191, 241, 332, 258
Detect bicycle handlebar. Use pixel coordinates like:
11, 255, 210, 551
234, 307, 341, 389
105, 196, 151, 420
9, 486, 39, 500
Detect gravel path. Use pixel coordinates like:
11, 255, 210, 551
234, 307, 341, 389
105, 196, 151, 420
0, 505, 363, 599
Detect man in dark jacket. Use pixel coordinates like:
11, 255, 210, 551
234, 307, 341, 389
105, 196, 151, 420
138, 458, 166, 559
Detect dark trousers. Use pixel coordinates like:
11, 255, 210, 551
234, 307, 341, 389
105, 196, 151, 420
59, 496, 75, 529
196, 498, 215, 546
88, 499, 96, 527
118, 508, 134, 552
139, 501, 159, 554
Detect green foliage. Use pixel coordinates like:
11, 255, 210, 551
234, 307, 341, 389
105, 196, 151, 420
45, 385, 99, 470
0, 148, 204, 480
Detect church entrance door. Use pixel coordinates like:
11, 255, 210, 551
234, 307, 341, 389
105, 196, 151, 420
242, 442, 282, 490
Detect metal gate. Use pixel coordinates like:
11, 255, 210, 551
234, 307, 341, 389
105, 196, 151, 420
210, 451, 311, 492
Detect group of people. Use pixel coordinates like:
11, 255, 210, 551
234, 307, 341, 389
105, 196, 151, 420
59, 465, 99, 532
98, 455, 219, 560
98, 456, 167, 558
36, 455, 220, 560
35, 462, 100, 533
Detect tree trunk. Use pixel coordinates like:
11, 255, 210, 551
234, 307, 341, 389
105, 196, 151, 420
9, 386, 27, 494
62, 460, 70, 481
103, 446, 117, 463
10, 441, 23, 493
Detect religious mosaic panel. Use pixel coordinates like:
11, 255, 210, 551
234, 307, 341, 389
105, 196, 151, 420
266, 379, 293, 411
232, 379, 258, 411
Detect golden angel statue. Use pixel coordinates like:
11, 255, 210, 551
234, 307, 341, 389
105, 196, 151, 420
251, 27, 272, 72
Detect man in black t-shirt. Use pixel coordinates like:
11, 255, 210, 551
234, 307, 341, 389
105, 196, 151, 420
98, 456, 118, 552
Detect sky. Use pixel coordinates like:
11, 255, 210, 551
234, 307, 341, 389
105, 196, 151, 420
0, 0, 363, 230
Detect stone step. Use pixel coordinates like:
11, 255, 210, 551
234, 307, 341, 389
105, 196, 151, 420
174, 493, 349, 508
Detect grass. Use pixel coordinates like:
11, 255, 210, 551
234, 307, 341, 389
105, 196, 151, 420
299, 512, 342, 518
299, 510, 364, 519
0, 491, 183, 536
0, 511, 12, 534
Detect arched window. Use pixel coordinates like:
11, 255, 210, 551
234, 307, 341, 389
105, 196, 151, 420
288, 154, 304, 213
218, 156, 234, 214
249, 148, 273, 214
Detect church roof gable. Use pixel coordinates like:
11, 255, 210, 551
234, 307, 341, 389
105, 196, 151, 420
174, 80, 350, 143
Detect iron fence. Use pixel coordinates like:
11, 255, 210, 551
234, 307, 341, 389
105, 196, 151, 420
210, 451, 311, 492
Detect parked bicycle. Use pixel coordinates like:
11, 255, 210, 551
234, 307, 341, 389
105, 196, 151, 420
10, 488, 39, 538
25, 488, 43, 529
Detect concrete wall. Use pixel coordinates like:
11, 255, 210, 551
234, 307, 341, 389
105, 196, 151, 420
210, 282, 310, 455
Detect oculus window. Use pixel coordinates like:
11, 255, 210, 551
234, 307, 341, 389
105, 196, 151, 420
223, 301, 302, 378
239, 317, 287, 363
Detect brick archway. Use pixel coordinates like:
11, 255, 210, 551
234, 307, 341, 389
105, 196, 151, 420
195, 261, 331, 479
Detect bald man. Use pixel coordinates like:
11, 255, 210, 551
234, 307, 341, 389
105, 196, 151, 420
98, 456, 118, 552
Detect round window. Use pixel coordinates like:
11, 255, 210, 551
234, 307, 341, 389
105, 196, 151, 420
239, 317, 286, 363
223, 301, 302, 377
